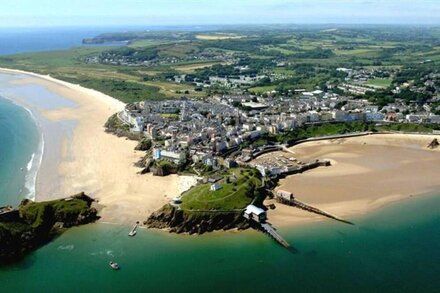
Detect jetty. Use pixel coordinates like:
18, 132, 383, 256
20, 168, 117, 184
294, 199, 354, 225
275, 190, 353, 225
128, 222, 138, 237
243, 204, 290, 248
260, 223, 290, 248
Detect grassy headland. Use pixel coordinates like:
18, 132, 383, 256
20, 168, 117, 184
145, 168, 265, 234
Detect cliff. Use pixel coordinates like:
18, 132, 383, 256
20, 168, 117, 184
0, 192, 99, 263
144, 205, 250, 234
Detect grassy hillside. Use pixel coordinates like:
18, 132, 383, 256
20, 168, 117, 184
180, 168, 263, 211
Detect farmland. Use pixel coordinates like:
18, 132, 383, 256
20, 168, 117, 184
0, 25, 439, 103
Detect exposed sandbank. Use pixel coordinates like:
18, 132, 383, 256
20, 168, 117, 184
269, 134, 440, 227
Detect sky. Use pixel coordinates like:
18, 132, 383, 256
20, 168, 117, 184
0, 0, 440, 27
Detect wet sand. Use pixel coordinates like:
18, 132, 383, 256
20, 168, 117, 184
269, 134, 440, 226
0, 68, 185, 224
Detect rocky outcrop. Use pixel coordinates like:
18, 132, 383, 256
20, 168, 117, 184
104, 113, 143, 141
144, 205, 250, 234
150, 164, 179, 177
134, 138, 152, 151
0, 193, 99, 263
428, 138, 439, 149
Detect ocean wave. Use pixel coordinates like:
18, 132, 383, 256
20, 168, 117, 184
23, 134, 44, 201
0, 94, 44, 202
58, 244, 75, 251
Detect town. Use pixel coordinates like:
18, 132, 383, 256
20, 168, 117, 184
118, 65, 440, 179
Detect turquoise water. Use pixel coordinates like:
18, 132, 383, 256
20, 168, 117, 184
0, 97, 40, 205
0, 83, 439, 292
0, 194, 439, 293
0, 74, 439, 292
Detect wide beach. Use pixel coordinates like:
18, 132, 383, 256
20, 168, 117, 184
1, 68, 440, 228
269, 133, 440, 226
0, 68, 183, 224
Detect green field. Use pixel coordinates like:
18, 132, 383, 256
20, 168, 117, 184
180, 168, 262, 211
0, 26, 439, 103
248, 85, 277, 94
366, 78, 393, 88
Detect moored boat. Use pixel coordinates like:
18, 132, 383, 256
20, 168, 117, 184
109, 261, 120, 270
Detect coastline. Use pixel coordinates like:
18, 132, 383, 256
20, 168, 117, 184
0, 67, 183, 224
268, 133, 440, 227
0, 95, 43, 202
1, 67, 439, 228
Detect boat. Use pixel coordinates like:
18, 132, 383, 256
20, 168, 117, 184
109, 261, 120, 270
128, 222, 138, 237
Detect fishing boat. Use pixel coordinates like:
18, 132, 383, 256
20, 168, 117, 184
109, 261, 120, 270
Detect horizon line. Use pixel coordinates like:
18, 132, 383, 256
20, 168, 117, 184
1, 22, 440, 30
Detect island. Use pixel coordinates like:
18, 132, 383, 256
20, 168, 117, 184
0, 193, 99, 262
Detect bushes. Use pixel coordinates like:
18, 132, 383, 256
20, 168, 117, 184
135, 138, 152, 151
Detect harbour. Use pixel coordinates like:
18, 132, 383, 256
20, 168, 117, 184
1, 193, 440, 292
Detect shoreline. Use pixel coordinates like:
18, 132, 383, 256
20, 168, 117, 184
1, 67, 439, 229
267, 133, 440, 227
0, 67, 183, 224
0, 95, 44, 202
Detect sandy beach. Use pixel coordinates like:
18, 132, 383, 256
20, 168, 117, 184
1, 68, 440, 228
0, 68, 187, 224
268, 133, 440, 227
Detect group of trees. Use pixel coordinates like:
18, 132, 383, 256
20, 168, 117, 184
99, 47, 159, 63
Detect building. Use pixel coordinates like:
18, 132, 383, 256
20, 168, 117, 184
153, 148, 186, 165
276, 190, 295, 201
332, 110, 347, 122
243, 205, 267, 223
210, 183, 222, 191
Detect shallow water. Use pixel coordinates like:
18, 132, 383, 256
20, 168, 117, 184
0, 194, 439, 292
0, 96, 40, 205
0, 73, 78, 198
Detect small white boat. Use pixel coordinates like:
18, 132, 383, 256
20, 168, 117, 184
128, 222, 138, 237
109, 261, 120, 270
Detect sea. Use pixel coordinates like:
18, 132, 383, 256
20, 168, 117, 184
0, 28, 440, 293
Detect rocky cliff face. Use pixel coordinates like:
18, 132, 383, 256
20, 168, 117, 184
145, 205, 250, 234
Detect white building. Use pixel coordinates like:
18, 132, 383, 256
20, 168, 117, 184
243, 205, 267, 223
153, 148, 186, 165
210, 183, 222, 191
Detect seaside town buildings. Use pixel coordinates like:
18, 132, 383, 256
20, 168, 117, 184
117, 65, 440, 177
